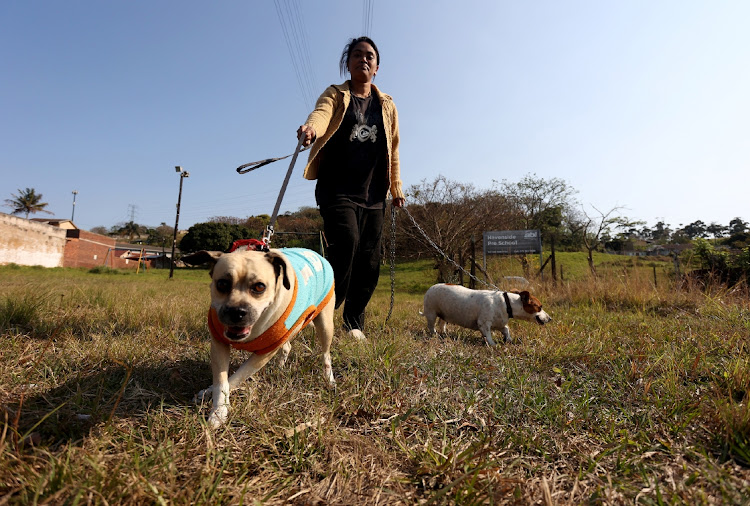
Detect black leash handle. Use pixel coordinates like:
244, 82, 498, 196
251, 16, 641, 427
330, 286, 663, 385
236, 145, 310, 174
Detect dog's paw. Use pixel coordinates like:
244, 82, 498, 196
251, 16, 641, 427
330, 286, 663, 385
501, 329, 512, 344
324, 366, 336, 389
277, 341, 292, 368
207, 406, 228, 429
194, 387, 213, 404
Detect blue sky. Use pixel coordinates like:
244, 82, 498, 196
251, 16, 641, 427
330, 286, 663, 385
2, 1, 748, 233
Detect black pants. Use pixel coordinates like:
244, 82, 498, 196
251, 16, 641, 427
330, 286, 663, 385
320, 201, 384, 331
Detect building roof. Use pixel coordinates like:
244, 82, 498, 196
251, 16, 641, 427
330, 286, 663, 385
30, 218, 78, 230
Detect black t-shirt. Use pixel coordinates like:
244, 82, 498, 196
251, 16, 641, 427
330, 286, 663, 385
315, 92, 387, 209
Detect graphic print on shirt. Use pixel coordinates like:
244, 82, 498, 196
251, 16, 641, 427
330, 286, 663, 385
349, 95, 378, 143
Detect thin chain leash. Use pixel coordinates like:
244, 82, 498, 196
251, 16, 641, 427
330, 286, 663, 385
384, 204, 397, 324
400, 206, 500, 291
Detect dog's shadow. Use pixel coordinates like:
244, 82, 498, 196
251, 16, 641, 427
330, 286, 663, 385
6, 358, 212, 448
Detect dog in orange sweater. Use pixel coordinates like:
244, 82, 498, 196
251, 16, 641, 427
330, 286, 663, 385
184, 247, 335, 428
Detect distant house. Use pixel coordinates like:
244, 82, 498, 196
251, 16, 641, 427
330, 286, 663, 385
646, 243, 693, 257
1, 212, 172, 269
30, 218, 77, 230
113, 241, 172, 269
61, 228, 172, 269
66, 233, 173, 269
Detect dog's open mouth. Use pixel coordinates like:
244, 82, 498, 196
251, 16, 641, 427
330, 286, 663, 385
225, 326, 252, 340
535, 315, 547, 325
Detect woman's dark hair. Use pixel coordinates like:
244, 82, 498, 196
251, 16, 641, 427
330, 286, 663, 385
339, 36, 380, 78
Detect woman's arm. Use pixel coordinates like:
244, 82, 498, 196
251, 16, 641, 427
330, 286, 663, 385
298, 86, 338, 146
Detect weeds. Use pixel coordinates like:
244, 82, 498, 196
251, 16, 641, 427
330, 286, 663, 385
0, 292, 48, 332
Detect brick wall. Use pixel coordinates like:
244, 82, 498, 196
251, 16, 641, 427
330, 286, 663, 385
0, 213, 169, 270
0, 213, 66, 267
63, 230, 116, 268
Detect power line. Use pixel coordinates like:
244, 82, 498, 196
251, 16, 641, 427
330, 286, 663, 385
287, 0, 318, 106
273, 0, 317, 110
362, 0, 374, 36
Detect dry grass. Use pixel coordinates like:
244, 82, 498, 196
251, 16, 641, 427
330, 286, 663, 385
1, 259, 749, 504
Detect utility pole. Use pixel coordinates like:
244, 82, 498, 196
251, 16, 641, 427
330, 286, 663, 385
71, 190, 78, 221
169, 167, 189, 279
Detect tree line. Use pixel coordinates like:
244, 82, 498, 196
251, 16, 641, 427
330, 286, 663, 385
167, 174, 748, 283
6, 177, 748, 271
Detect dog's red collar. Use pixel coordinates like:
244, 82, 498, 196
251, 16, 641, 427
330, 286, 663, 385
229, 238, 268, 252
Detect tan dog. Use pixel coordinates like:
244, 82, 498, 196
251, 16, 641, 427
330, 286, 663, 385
183, 248, 335, 428
422, 283, 551, 346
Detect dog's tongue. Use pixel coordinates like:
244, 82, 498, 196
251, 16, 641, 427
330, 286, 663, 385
225, 326, 251, 340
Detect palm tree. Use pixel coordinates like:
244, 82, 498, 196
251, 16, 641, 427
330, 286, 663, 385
4, 188, 53, 219
117, 221, 144, 241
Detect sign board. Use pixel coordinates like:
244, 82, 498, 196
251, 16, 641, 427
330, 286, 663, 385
483, 230, 541, 255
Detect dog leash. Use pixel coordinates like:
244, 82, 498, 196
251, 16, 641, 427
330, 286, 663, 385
235, 136, 307, 249
384, 203, 397, 324
235, 144, 310, 174
401, 207, 500, 290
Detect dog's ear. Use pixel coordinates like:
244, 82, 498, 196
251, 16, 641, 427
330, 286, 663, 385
182, 251, 223, 267
518, 291, 531, 304
265, 251, 291, 290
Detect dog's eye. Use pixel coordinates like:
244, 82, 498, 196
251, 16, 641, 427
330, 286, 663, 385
216, 279, 231, 294
251, 283, 266, 294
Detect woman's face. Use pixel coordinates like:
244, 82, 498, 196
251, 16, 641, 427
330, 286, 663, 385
347, 41, 379, 83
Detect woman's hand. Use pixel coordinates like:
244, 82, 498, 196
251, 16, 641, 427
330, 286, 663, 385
392, 197, 405, 208
297, 125, 316, 147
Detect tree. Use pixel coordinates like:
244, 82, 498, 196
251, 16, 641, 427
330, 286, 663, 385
276, 207, 323, 234
498, 174, 581, 259
603, 220, 646, 252
679, 220, 708, 239
208, 216, 247, 225
4, 188, 52, 219
179, 222, 254, 253
578, 205, 636, 276
114, 221, 144, 241
651, 221, 672, 243
706, 222, 727, 240
728, 217, 748, 235
399, 175, 522, 282
146, 222, 174, 248
89, 226, 109, 235
499, 174, 579, 234
244, 214, 271, 236
639, 225, 653, 241
723, 232, 750, 250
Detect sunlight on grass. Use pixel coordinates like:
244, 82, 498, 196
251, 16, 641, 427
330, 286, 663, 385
1, 260, 748, 503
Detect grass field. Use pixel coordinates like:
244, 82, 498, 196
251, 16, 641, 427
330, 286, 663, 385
1, 252, 749, 504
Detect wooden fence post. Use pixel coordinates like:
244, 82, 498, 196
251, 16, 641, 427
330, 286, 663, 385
551, 237, 557, 285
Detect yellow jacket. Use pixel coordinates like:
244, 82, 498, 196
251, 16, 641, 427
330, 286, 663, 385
302, 81, 404, 201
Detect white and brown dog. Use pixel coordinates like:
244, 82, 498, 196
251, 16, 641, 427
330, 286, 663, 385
422, 283, 551, 346
183, 247, 336, 428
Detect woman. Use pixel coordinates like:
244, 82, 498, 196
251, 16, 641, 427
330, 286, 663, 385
297, 36, 405, 340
